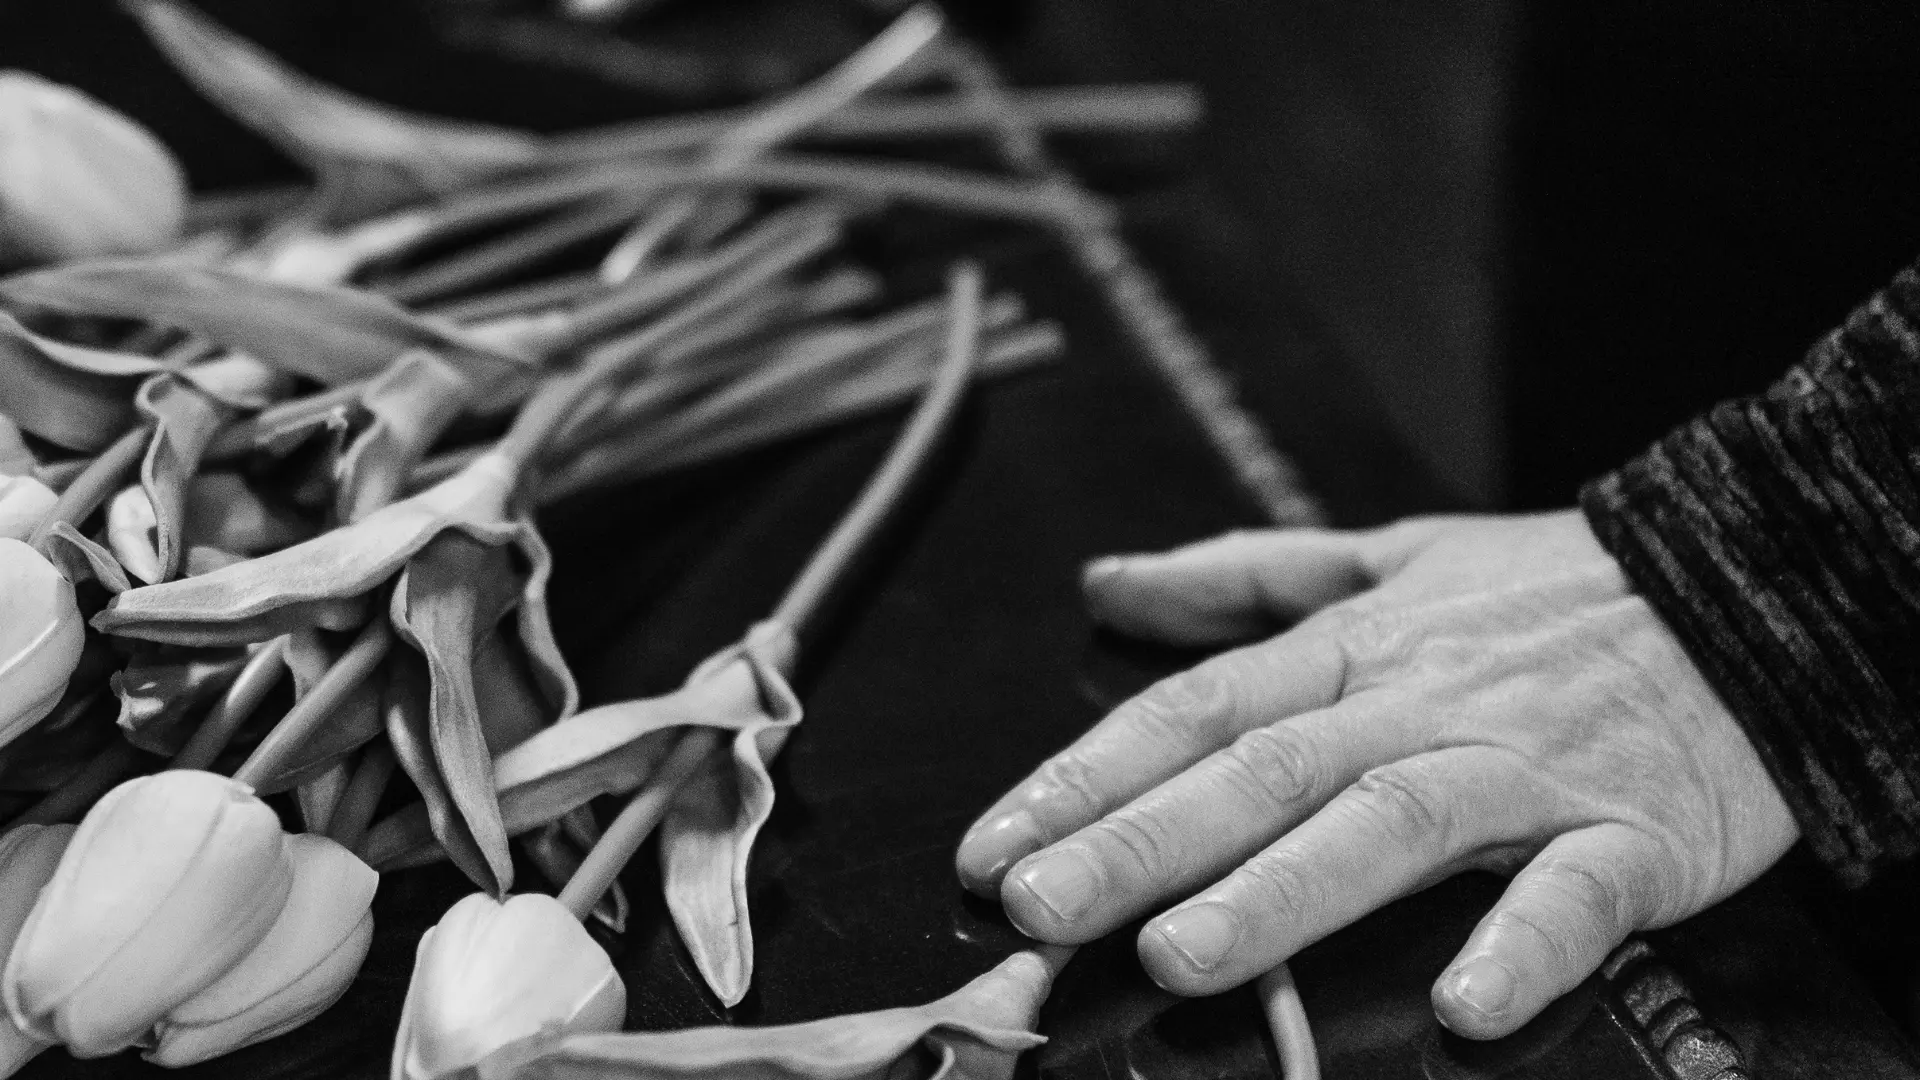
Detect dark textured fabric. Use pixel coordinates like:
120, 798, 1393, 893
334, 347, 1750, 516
1582, 262, 1920, 887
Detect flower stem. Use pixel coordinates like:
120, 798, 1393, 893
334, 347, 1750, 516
1257, 964, 1320, 1080
425, 272, 603, 325
771, 262, 982, 640
171, 637, 291, 773
556, 728, 717, 922
377, 194, 648, 307
28, 424, 150, 553
496, 208, 841, 470
541, 84, 1204, 161
13, 741, 139, 826
599, 5, 943, 283
555, 265, 983, 920
326, 740, 397, 851
232, 619, 391, 790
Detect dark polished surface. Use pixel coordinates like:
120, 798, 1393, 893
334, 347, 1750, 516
6, 2, 1920, 1077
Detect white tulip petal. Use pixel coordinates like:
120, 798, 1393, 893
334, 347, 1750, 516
3, 771, 292, 1056
394, 893, 625, 1080
0, 538, 84, 750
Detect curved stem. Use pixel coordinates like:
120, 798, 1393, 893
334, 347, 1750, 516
556, 265, 984, 921
556, 728, 718, 922
771, 263, 983, 640
14, 742, 139, 826
1257, 964, 1320, 1080
29, 424, 150, 553
232, 619, 392, 790
326, 740, 397, 851
171, 637, 291, 773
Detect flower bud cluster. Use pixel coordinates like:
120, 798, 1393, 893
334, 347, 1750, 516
0, 771, 377, 1072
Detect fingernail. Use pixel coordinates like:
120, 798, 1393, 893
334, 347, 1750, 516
956, 811, 1042, 895
1082, 556, 1127, 587
1010, 848, 1101, 923
1445, 957, 1516, 1019
1153, 903, 1240, 973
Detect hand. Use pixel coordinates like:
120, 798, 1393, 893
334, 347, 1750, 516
955, 511, 1798, 1039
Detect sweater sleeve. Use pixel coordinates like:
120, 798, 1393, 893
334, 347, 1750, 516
1581, 261, 1920, 888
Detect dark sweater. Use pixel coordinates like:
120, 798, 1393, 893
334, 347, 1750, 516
1583, 261, 1920, 887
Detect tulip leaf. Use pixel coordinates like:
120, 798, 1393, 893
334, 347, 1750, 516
361, 636, 778, 875
95, 454, 520, 645
660, 638, 803, 1007
127, 0, 544, 220
388, 532, 525, 895
0, 260, 532, 388
383, 648, 496, 894
336, 349, 473, 523
294, 757, 353, 833
43, 523, 134, 594
0, 311, 148, 451
474, 947, 1067, 1080
138, 375, 234, 582
112, 644, 250, 755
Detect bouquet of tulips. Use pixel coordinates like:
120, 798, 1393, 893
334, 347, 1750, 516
0, 3, 1303, 1078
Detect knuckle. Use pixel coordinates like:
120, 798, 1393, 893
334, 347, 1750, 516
1524, 855, 1638, 949
1233, 849, 1325, 922
1090, 808, 1180, 882
1220, 726, 1322, 811
1348, 763, 1455, 852
1125, 663, 1243, 740
1029, 753, 1107, 817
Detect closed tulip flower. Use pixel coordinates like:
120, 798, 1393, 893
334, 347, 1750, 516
0, 538, 84, 749
391, 893, 625, 1080
0, 477, 53, 542
147, 834, 376, 1067
0, 71, 185, 265
3, 770, 293, 1057
0, 825, 73, 1079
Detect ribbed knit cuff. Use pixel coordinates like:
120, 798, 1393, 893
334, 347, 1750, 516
1581, 263, 1920, 887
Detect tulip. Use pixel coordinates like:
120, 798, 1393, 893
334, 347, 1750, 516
0, 71, 185, 265
0, 825, 74, 1078
3, 770, 293, 1056
147, 834, 376, 1067
0, 477, 53, 542
391, 893, 625, 1080
0, 538, 85, 749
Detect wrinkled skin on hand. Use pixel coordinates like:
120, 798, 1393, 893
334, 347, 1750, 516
955, 510, 1798, 1039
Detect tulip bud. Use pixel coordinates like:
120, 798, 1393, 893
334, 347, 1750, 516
0, 825, 73, 1079
0, 538, 84, 750
147, 834, 376, 1067
0, 71, 186, 266
3, 771, 293, 1056
392, 893, 625, 1080
0, 477, 53, 542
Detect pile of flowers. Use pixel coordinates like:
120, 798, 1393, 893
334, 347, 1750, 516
0, 3, 1283, 1078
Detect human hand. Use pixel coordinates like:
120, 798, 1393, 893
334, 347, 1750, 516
955, 511, 1797, 1038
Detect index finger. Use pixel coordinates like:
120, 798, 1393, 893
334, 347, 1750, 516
956, 622, 1352, 895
